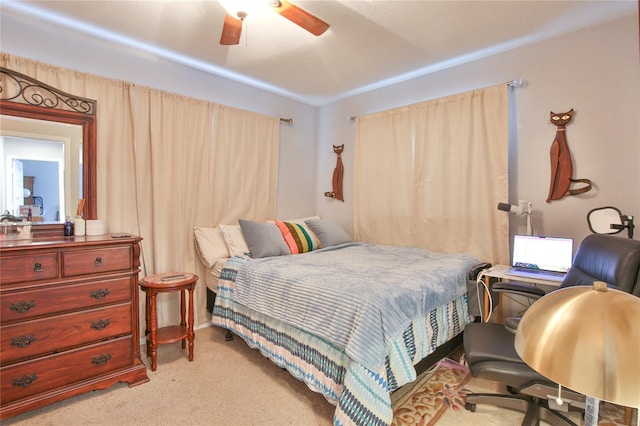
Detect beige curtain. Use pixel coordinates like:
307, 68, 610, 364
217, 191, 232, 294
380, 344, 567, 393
353, 107, 414, 245
1, 54, 280, 327
354, 84, 509, 264
411, 85, 509, 263
210, 105, 280, 224
125, 87, 219, 327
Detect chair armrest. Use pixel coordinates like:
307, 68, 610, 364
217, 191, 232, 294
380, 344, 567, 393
492, 281, 547, 299
504, 317, 521, 333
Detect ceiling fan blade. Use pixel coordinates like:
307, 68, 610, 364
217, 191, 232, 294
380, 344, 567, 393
220, 13, 242, 45
272, 0, 329, 36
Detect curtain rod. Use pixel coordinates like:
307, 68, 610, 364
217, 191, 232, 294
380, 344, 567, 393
347, 79, 524, 124
508, 78, 524, 88
280, 118, 292, 125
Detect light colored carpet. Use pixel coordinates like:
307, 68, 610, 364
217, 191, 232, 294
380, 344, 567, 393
4, 326, 334, 426
3, 326, 635, 426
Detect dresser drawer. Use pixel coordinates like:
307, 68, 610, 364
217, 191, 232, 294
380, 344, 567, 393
1, 277, 132, 323
1, 336, 133, 405
1, 303, 132, 364
0, 253, 58, 285
62, 246, 132, 277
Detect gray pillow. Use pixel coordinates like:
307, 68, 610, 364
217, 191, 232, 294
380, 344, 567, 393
304, 219, 352, 248
238, 219, 290, 258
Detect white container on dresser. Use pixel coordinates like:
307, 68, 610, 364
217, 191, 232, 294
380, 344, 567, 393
0, 234, 149, 420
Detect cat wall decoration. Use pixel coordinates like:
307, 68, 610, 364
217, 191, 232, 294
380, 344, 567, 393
546, 109, 592, 202
324, 144, 344, 201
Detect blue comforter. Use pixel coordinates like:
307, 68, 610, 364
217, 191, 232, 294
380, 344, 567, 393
232, 242, 478, 371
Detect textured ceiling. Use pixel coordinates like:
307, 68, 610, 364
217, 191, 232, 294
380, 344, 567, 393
1, 0, 636, 105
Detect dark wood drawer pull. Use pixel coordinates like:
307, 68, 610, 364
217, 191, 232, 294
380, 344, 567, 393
12, 374, 38, 388
90, 319, 111, 330
94, 257, 103, 266
10, 300, 36, 313
33, 262, 43, 272
92, 353, 112, 366
11, 335, 36, 348
89, 288, 111, 300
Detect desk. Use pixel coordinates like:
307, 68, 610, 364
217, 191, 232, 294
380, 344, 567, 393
481, 265, 562, 322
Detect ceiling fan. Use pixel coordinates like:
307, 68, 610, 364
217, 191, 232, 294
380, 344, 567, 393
219, 0, 330, 45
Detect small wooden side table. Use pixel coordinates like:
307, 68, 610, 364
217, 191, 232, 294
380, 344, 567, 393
139, 272, 198, 371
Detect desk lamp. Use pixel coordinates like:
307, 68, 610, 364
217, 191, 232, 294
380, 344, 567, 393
515, 282, 640, 425
497, 200, 532, 235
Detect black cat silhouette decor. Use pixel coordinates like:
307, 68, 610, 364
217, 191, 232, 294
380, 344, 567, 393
546, 109, 592, 202
324, 144, 344, 201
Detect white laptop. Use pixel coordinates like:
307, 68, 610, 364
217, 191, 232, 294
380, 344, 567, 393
504, 235, 574, 283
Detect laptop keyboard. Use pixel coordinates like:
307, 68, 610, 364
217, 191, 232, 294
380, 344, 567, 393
512, 268, 564, 277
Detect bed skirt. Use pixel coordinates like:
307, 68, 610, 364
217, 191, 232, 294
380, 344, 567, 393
212, 291, 472, 426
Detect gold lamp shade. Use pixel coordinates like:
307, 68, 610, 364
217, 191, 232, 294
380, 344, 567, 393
515, 281, 640, 408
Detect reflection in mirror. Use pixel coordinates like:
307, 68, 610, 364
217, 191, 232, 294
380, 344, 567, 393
1, 66, 97, 236
1, 116, 83, 223
587, 206, 635, 239
587, 206, 623, 235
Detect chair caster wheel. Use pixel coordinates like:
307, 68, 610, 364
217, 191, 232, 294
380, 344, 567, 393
465, 402, 476, 412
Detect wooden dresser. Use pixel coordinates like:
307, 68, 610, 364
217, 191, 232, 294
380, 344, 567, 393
0, 234, 149, 420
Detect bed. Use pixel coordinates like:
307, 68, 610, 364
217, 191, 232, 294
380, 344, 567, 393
195, 218, 478, 426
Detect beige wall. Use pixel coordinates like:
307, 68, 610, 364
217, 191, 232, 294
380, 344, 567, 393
316, 14, 640, 254
0, 8, 319, 222
1, 10, 638, 253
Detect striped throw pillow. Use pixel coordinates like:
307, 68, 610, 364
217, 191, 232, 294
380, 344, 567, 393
275, 220, 320, 254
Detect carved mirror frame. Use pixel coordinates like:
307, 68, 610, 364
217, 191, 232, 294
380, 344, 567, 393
0, 67, 97, 236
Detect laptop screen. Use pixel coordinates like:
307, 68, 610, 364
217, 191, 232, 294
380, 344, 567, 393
512, 235, 574, 273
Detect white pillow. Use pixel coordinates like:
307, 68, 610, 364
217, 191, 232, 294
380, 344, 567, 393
218, 224, 250, 256
193, 226, 230, 268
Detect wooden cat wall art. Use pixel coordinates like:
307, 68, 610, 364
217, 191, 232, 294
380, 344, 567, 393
546, 109, 592, 202
324, 144, 344, 201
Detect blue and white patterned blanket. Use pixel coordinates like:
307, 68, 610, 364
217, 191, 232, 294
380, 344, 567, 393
231, 242, 478, 371
212, 244, 476, 425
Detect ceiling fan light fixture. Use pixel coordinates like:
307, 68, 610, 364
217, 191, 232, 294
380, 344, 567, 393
218, 0, 267, 20
218, 0, 329, 45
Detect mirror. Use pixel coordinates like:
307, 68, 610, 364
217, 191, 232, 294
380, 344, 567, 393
587, 206, 623, 234
2, 116, 83, 223
0, 67, 96, 236
587, 206, 635, 239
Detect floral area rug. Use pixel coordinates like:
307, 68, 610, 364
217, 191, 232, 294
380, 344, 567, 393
391, 357, 634, 426
391, 358, 470, 426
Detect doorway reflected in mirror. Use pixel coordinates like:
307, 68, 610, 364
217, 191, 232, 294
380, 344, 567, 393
1, 117, 82, 224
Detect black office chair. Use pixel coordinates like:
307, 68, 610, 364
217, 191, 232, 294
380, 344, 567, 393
463, 234, 640, 426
